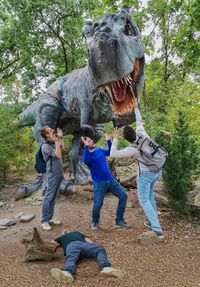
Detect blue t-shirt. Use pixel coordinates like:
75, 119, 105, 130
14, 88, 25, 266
82, 140, 113, 182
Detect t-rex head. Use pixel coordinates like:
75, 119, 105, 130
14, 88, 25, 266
82, 6, 145, 117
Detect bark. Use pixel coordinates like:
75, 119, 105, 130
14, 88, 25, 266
21, 227, 58, 261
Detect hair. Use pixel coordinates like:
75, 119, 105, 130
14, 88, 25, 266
123, 126, 136, 143
39, 126, 49, 140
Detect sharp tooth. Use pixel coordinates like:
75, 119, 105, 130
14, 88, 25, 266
99, 87, 104, 93
117, 81, 120, 87
132, 99, 136, 105
121, 79, 124, 84
127, 77, 132, 84
124, 78, 128, 85
106, 85, 112, 97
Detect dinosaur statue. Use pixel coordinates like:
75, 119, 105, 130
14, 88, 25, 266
17, 6, 145, 186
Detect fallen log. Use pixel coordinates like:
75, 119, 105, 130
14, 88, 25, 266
21, 227, 58, 261
120, 176, 137, 189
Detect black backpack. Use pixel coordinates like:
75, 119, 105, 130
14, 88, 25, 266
35, 142, 55, 174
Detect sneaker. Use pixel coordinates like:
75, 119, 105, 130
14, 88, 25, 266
41, 222, 51, 231
49, 219, 62, 225
155, 231, 164, 240
50, 268, 73, 283
116, 220, 131, 228
91, 222, 99, 230
101, 267, 123, 278
144, 220, 151, 230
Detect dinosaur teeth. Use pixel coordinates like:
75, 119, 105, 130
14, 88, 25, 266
124, 77, 128, 85
99, 87, 105, 94
106, 85, 113, 98
112, 82, 116, 88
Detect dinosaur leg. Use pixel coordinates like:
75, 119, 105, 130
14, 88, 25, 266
69, 131, 91, 184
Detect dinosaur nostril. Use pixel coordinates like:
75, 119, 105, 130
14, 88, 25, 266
100, 26, 112, 33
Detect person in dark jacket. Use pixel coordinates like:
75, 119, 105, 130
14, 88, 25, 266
50, 230, 123, 283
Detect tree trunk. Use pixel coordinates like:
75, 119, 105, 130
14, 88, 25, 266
21, 227, 58, 261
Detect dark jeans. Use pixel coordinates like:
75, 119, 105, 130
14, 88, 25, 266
64, 241, 111, 274
92, 178, 127, 224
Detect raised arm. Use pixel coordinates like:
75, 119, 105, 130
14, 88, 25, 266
81, 136, 91, 165
134, 101, 148, 136
110, 128, 138, 158
103, 134, 112, 156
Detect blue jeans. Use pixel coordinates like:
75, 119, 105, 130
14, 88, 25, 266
136, 171, 162, 233
41, 171, 63, 223
64, 241, 111, 274
92, 178, 127, 224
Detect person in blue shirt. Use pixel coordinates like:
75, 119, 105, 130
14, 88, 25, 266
81, 135, 129, 230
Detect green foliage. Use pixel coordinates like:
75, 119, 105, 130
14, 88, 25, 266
0, 0, 102, 100
159, 111, 199, 216
0, 104, 36, 180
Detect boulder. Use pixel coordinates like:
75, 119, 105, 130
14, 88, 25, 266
136, 231, 160, 245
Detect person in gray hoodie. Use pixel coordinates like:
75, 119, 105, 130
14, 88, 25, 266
110, 100, 164, 239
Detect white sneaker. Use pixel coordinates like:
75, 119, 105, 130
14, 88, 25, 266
101, 267, 123, 278
50, 268, 73, 283
49, 219, 61, 225
41, 222, 51, 231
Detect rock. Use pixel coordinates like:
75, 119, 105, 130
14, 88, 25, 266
0, 226, 7, 230
25, 198, 33, 203
0, 219, 16, 226
127, 200, 135, 208
0, 202, 4, 208
136, 231, 160, 245
15, 212, 24, 219
19, 214, 35, 223
33, 196, 44, 202
32, 201, 42, 206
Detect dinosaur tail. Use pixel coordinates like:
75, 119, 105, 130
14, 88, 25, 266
15, 101, 38, 127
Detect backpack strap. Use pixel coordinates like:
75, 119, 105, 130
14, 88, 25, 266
42, 141, 55, 172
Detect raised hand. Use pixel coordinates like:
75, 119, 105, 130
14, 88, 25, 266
81, 136, 90, 146
104, 134, 111, 141
112, 128, 121, 139
57, 128, 63, 138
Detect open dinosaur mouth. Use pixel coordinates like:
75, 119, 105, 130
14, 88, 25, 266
100, 59, 141, 116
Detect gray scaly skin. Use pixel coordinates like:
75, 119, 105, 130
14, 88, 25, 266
17, 6, 145, 184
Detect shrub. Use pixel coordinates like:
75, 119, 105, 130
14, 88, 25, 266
158, 111, 199, 216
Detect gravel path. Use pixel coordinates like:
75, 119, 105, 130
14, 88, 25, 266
0, 185, 200, 287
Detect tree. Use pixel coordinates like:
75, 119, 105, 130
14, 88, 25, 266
0, 104, 36, 180
0, 0, 101, 101
160, 110, 199, 216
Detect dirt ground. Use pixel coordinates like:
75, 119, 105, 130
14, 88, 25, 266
0, 177, 200, 287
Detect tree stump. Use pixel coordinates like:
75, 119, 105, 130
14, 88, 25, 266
22, 227, 59, 261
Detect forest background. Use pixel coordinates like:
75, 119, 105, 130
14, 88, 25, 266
0, 0, 199, 214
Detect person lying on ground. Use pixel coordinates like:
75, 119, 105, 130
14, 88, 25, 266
50, 230, 123, 283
